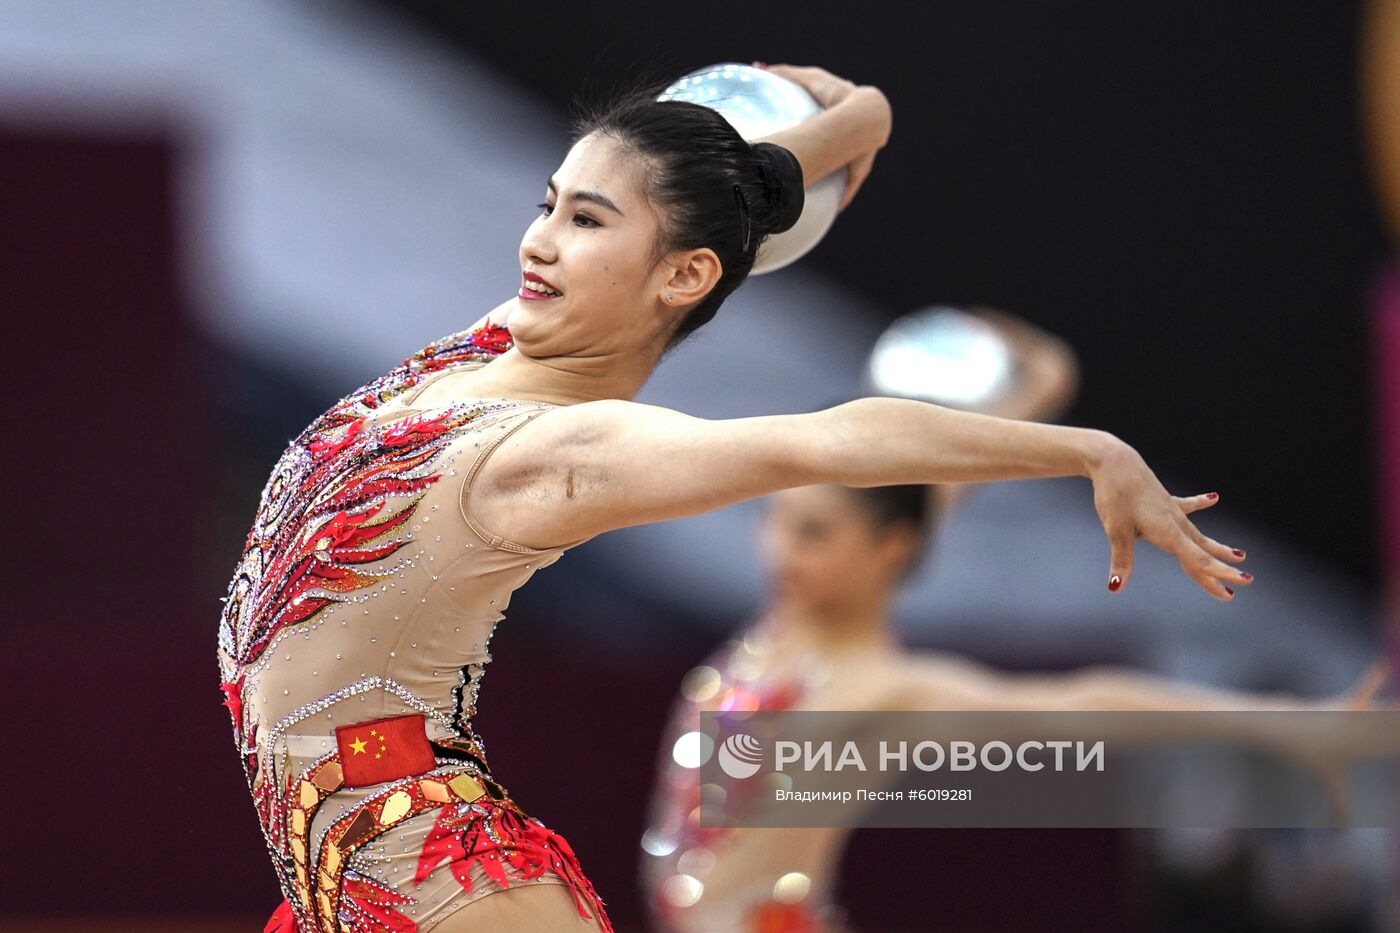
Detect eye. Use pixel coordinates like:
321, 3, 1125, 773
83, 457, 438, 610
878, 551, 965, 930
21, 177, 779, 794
536, 201, 599, 228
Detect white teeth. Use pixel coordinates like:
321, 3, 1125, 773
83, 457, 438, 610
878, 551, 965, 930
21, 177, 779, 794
523, 280, 561, 296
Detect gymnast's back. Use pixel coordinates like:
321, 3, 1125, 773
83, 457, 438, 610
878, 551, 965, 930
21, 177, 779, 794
216, 320, 611, 932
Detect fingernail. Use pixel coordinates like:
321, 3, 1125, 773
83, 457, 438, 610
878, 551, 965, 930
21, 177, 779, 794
753, 61, 769, 69
1231, 548, 1245, 558
1108, 575, 1122, 592
1206, 492, 1219, 501
1239, 571, 1253, 581
1224, 586, 1235, 596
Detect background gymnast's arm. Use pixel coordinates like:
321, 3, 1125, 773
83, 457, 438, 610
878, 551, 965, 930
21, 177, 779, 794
883, 652, 1390, 714
928, 310, 1082, 526
878, 651, 1396, 817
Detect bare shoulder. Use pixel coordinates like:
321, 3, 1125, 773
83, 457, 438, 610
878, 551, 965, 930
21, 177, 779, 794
474, 297, 518, 330
461, 398, 672, 548
478, 397, 657, 475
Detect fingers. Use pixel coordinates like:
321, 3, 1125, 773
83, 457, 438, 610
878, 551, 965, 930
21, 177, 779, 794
1172, 493, 1252, 598
1106, 525, 1134, 594
764, 63, 816, 77
1181, 520, 1249, 568
761, 63, 851, 109
1192, 531, 1248, 564
1347, 659, 1392, 711
1174, 492, 1247, 562
1173, 492, 1219, 515
1096, 464, 1252, 599
838, 152, 877, 212
1174, 536, 1252, 600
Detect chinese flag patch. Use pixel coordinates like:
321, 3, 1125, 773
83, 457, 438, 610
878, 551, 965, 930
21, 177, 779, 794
335, 714, 436, 788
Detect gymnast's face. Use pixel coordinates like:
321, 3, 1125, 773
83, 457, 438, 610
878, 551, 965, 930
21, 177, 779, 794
759, 486, 917, 614
509, 132, 687, 358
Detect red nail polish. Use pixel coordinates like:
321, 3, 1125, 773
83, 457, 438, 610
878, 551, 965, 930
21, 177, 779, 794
753, 61, 769, 68
1239, 571, 1253, 581
1224, 586, 1235, 596
1206, 492, 1219, 501
1108, 575, 1122, 592
1231, 548, 1245, 558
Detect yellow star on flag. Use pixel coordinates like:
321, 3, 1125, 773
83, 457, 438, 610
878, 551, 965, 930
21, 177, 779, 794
350, 736, 368, 755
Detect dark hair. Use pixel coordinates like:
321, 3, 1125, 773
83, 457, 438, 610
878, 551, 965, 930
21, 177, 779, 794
848, 485, 939, 583
571, 85, 805, 351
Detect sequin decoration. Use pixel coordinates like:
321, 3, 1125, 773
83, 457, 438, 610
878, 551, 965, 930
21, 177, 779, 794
643, 616, 814, 929
218, 320, 617, 932
415, 790, 613, 930
272, 747, 613, 933
217, 321, 516, 680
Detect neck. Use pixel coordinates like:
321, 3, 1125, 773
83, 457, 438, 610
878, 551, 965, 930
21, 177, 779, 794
455, 335, 665, 407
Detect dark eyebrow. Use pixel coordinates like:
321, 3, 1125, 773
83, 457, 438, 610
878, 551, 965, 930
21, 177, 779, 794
546, 177, 624, 216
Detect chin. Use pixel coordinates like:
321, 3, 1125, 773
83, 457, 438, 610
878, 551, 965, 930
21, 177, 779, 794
505, 301, 545, 338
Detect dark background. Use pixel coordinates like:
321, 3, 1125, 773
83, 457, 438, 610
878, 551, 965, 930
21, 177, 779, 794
378, 0, 1388, 589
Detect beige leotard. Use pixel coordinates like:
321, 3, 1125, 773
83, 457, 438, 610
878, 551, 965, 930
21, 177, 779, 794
217, 323, 612, 932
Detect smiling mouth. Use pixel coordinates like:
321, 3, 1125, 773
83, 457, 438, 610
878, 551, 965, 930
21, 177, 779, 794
520, 278, 562, 299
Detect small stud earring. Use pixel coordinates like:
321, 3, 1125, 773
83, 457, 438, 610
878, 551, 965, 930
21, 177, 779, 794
666, 295, 673, 303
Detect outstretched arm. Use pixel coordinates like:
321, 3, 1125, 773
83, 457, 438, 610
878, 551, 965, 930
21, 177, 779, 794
888, 652, 1306, 713
883, 653, 1397, 812
466, 395, 1251, 599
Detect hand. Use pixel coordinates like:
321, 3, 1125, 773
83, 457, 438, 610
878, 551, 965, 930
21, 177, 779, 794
1086, 436, 1253, 600
758, 63, 891, 212
1288, 661, 1398, 823
1323, 658, 1394, 712
969, 308, 1080, 425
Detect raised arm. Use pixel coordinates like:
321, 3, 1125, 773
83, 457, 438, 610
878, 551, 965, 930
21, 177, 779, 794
974, 309, 1080, 424
465, 396, 1252, 599
750, 64, 892, 211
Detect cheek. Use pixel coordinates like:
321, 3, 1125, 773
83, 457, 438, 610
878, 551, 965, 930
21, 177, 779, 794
810, 547, 857, 585
587, 231, 656, 295
790, 538, 857, 581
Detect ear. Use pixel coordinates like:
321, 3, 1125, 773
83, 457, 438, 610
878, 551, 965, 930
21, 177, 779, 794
660, 247, 723, 308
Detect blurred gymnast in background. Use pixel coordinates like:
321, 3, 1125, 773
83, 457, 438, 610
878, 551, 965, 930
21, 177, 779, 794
639, 310, 1391, 933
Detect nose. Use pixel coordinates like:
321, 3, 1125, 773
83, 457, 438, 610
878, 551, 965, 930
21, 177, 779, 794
519, 213, 557, 267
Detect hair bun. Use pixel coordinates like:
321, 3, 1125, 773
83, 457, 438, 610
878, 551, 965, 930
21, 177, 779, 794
751, 142, 805, 236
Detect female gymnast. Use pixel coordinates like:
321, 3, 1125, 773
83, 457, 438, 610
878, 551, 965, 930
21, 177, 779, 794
638, 312, 1391, 932
218, 63, 1256, 933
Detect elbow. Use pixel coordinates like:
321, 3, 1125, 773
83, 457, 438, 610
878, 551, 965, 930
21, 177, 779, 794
853, 85, 893, 147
